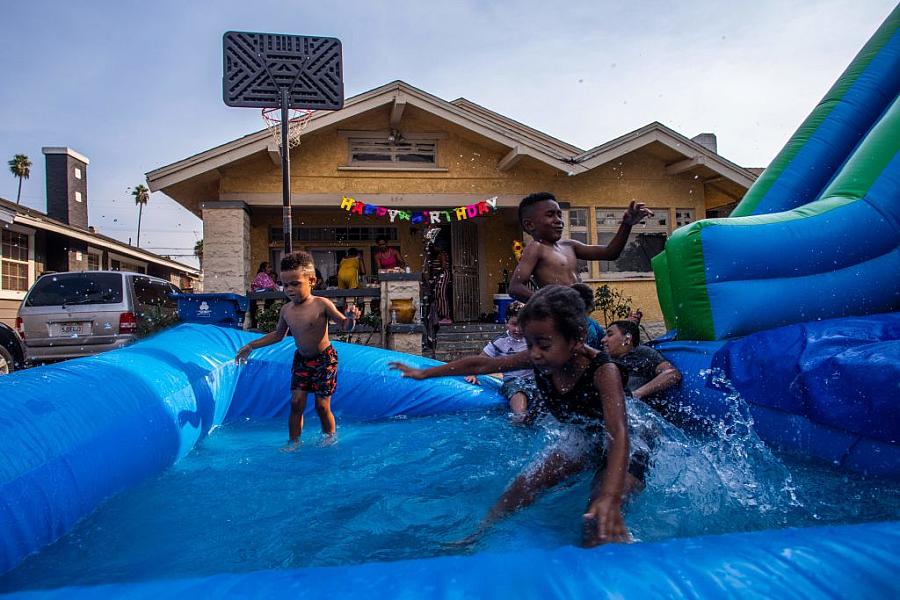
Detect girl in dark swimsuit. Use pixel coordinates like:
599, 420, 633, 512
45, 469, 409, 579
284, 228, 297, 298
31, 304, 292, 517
390, 285, 645, 547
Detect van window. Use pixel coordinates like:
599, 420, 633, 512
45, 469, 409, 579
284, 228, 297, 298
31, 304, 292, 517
24, 273, 124, 307
132, 276, 178, 309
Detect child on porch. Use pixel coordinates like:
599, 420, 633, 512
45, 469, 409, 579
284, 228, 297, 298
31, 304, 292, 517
508, 192, 653, 302
235, 251, 360, 451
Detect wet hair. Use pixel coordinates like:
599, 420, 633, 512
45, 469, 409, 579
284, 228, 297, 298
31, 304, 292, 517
518, 192, 558, 228
347, 248, 359, 257
610, 320, 641, 346
281, 251, 316, 274
570, 283, 595, 312
257, 261, 269, 273
506, 300, 525, 321
518, 285, 587, 342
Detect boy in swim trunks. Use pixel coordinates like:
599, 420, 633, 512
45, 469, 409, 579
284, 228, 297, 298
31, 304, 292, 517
236, 251, 359, 451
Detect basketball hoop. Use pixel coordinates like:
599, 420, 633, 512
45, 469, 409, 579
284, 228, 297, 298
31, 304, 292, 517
261, 107, 315, 151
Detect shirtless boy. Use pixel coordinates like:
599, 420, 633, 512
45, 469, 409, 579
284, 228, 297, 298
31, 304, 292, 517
236, 251, 359, 451
509, 192, 653, 301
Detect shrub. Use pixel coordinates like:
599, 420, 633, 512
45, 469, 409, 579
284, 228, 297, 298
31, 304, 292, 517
593, 284, 634, 326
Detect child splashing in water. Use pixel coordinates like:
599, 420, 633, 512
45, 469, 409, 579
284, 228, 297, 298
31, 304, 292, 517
391, 285, 647, 546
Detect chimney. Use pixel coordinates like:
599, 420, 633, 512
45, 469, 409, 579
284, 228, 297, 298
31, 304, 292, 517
42, 147, 89, 227
691, 133, 717, 154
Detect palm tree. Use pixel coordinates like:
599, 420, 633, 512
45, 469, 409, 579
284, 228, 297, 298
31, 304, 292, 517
8, 154, 32, 204
131, 184, 150, 247
193, 239, 203, 268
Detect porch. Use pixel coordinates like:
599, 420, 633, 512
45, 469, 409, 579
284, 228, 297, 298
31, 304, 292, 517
246, 269, 509, 358
202, 198, 522, 325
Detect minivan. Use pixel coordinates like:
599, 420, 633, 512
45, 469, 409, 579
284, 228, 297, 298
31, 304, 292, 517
16, 271, 181, 363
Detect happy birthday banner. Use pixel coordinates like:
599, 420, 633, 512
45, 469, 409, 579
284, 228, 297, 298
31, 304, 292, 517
339, 196, 498, 224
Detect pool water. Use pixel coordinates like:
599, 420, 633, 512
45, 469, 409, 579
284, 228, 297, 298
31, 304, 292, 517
3, 404, 899, 592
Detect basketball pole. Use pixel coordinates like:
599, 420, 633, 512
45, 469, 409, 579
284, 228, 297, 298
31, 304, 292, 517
281, 89, 292, 254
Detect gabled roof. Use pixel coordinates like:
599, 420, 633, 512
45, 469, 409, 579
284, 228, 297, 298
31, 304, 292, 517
147, 81, 583, 195
0, 196, 199, 275
574, 121, 757, 189
146, 80, 757, 204
450, 97, 584, 157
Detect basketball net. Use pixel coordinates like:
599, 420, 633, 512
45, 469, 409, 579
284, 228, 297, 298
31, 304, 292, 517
261, 107, 315, 152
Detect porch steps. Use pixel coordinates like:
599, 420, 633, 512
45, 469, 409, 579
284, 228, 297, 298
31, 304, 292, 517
433, 323, 507, 362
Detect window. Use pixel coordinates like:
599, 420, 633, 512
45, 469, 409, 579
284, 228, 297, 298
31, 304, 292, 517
565, 208, 590, 278
74, 191, 82, 203
596, 208, 669, 275
1, 229, 30, 292
675, 209, 695, 228
349, 137, 436, 167
271, 226, 398, 244
132, 276, 177, 310
87, 250, 102, 271
74, 167, 82, 180
110, 255, 147, 274
25, 272, 123, 307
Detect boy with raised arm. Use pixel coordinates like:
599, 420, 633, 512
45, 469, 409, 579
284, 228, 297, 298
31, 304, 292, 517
509, 192, 653, 302
236, 251, 359, 451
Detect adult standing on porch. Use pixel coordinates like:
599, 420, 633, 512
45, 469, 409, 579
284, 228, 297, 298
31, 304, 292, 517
337, 248, 366, 289
429, 241, 452, 325
374, 236, 405, 271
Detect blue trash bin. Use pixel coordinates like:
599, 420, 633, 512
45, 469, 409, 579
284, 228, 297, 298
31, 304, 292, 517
494, 294, 513, 324
173, 293, 249, 329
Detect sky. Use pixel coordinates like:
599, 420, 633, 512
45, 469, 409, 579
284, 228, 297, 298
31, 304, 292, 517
1, 0, 896, 269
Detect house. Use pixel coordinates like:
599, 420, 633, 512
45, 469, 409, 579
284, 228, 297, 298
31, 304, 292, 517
0, 147, 201, 326
146, 81, 757, 326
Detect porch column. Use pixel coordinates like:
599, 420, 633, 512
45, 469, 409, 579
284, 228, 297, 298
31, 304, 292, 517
201, 201, 251, 294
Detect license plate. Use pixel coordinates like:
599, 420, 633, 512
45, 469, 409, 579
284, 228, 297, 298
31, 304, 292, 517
52, 322, 90, 336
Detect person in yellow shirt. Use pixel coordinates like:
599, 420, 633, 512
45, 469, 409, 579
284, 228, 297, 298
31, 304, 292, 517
337, 248, 365, 289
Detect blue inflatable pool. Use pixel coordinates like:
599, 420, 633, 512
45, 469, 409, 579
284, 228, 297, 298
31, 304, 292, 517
1, 324, 898, 597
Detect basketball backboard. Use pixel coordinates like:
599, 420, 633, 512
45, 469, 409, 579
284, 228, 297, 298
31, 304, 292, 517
223, 31, 343, 110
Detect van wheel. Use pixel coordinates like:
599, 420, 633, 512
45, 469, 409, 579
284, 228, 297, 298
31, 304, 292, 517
0, 346, 13, 375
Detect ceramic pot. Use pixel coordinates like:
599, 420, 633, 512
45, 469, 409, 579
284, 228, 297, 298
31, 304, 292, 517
390, 298, 416, 324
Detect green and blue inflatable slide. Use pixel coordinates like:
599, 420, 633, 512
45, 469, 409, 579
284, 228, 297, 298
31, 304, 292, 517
653, 6, 900, 341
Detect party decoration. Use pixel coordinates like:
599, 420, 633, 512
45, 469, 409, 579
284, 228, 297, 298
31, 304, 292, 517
339, 196, 499, 223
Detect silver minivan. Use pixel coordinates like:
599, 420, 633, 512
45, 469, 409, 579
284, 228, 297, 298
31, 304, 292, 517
16, 271, 181, 363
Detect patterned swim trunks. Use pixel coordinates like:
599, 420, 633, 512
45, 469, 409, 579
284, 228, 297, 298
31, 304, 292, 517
291, 345, 339, 396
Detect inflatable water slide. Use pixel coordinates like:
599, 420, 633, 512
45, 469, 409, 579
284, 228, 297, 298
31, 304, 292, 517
651, 6, 899, 475
654, 8, 899, 340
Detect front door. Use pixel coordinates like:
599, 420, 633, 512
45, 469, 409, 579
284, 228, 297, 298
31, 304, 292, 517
451, 220, 480, 321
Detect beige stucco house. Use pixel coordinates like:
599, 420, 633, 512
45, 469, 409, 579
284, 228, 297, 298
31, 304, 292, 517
146, 81, 756, 324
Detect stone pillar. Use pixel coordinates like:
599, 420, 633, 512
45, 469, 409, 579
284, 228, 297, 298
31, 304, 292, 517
380, 272, 424, 356
201, 201, 251, 294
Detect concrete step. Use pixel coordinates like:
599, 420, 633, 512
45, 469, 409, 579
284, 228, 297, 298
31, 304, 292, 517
435, 331, 502, 343
435, 340, 488, 354
437, 323, 506, 333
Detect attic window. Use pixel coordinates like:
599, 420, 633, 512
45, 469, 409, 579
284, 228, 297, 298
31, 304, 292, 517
349, 135, 436, 167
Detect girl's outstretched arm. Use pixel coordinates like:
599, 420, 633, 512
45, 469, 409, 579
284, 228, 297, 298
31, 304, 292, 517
583, 362, 630, 545
389, 350, 531, 380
